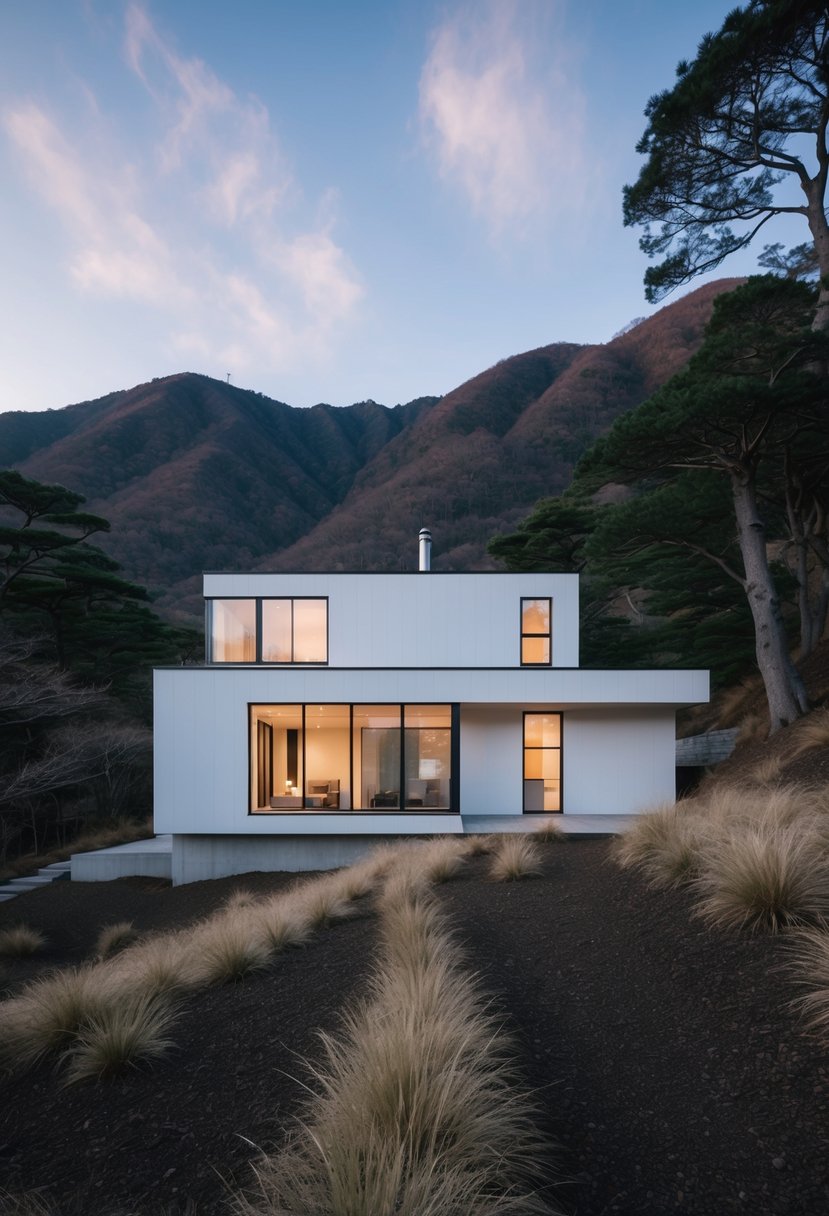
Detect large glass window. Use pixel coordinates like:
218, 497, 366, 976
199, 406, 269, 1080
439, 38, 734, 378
521, 598, 552, 666
209, 598, 327, 664
404, 705, 451, 809
210, 599, 256, 662
250, 704, 456, 813
523, 712, 562, 812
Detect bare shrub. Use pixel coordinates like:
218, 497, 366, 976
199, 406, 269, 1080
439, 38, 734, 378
489, 836, 543, 882
0, 1191, 56, 1216
94, 921, 138, 960
236, 889, 558, 1215
693, 823, 829, 933
63, 992, 178, 1083
0, 926, 45, 958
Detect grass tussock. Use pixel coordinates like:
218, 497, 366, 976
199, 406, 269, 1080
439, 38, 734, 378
237, 887, 558, 1216
415, 837, 469, 884
187, 914, 273, 985
63, 991, 178, 1083
488, 836, 543, 882
788, 708, 829, 761
748, 754, 784, 784
254, 896, 314, 953
94, 921, 139, 960
224, 888, 257, 911
0, 966, 115, 1071
534, 819, 563, 843
464, 834, 494, 856
612, 803, 710, 890
789, 927, 829, 1039
0, 926, 46, 958
0, 837, 473, 1080
692, 823, 829, 933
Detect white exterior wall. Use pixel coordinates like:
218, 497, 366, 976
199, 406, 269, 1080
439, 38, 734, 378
563, 709, 677, 814
154, 667, 707, 833
203, 572, 580, 668
458, 706, 677, 816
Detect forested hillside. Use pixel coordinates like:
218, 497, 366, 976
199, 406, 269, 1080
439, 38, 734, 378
0, 279, 739, 615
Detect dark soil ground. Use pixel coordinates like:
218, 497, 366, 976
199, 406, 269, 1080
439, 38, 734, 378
1, 841, 827, 1216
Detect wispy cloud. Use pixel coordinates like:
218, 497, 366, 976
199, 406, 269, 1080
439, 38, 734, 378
3, 5, 362, 379
419, 1, 588, 237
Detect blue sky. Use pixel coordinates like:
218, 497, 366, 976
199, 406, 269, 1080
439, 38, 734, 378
0, 0, 808, 412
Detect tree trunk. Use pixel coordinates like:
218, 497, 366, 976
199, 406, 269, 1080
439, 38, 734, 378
731, 472, 808, 732
805, 181, 829, 332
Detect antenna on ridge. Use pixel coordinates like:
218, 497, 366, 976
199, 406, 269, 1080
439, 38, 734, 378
226, 372, 231, 383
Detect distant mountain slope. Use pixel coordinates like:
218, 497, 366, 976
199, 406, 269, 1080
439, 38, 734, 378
0, 279, 742, 615
265, 279, 742, 573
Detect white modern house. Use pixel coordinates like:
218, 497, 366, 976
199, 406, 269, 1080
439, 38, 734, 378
154, 531, 708, 883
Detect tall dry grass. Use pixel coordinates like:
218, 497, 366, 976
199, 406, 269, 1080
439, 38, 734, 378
489, 836, 543, 882
0, 837, 476, 1080
237, 882, 558, 1216
615, 783, 829, 931
0, 926, 45, 958
789, 927, 829, 1040
787, 708, 829, 761
94, 921, 139, 960
63, 991, 179, 1083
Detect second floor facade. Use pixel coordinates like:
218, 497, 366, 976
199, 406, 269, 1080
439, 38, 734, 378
203, 571, 581, 670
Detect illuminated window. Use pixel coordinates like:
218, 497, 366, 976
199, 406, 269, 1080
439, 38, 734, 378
262, 599, 328, 664
523, 712, 562, 812
249, 703, 456, 812
521, 598, 552, 665
209, 600, 256, 662
209, 598, 327, 664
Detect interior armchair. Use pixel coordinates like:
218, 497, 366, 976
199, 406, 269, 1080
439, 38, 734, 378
306, 779, 340, 809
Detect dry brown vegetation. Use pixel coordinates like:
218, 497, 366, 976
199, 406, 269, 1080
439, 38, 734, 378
237, 852, 558, 1216
615, 778, 829, 1047
488, 836, 544, 882
0, 816, 154, 881
0, 926, 45, 958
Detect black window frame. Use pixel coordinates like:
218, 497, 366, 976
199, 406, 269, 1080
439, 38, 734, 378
522, 710, 563, 814
248, 702, 459, 814
520, 597, 552, 667
206, 596, 329, 665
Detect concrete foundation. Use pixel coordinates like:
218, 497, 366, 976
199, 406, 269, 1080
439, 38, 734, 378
71, 835, 173, 882
171, 833, 401, 884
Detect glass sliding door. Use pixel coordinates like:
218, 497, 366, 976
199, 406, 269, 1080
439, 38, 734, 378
353, 705, 402, 808
523, 712, 562, 812
404, 705, 451, 809
304, 704, 350, 809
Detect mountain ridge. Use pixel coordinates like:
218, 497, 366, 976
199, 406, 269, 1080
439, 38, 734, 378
0, 278, 743, 616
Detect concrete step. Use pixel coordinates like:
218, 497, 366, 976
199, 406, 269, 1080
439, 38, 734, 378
0, 867, 72, 902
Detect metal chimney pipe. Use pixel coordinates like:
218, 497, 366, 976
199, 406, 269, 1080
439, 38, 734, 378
418, 527, 432, 572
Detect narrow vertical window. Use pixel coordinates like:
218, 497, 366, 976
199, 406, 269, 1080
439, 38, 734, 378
521, 598, 552, 665
523, 712, 562, 813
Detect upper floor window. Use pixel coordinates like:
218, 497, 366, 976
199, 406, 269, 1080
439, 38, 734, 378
208, 598, 328, 664
521, 597, 552, 666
